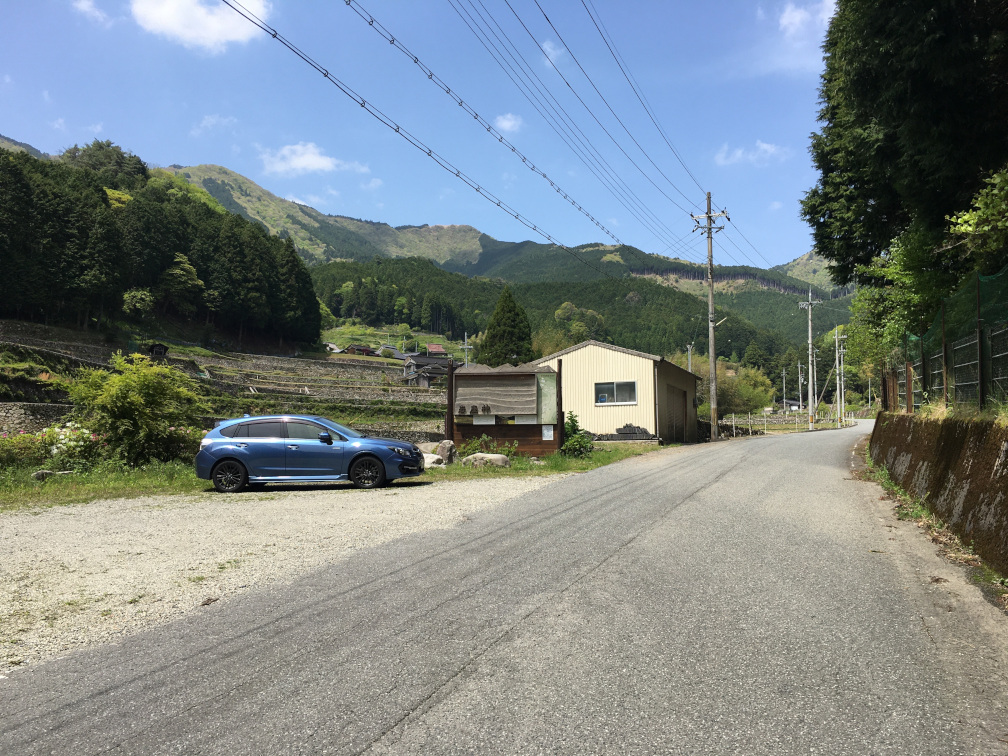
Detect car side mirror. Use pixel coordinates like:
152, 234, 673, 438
318, 431, 333, 445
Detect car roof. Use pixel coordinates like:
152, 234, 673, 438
216, 414, 330, 428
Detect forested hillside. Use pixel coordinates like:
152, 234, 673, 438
311, 257, 794, 363
0, 142, 320, 347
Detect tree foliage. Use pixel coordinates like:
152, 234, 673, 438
478, 287, 535, 367
0, 144, 321, 345
801, 0, 1008, 286
69, 353, 208, 466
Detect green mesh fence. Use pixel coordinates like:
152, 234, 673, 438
898, 263, 1008, 409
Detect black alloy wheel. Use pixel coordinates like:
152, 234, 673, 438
349, 456, 385, 489
212, 460, 248, 493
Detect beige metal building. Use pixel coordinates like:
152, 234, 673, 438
536, 340, 700, 443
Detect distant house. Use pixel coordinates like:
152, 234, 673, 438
344, 344, 377, 357
425, 343, 448, 356
536, 340, 700, 443
146, 342, 169, 357
404, 354, 452, 388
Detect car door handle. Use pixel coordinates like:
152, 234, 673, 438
287, 444, 299, 450
236, 443, 248, 448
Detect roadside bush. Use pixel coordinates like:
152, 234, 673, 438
0, 430, 50, 468
457, 433, 518, 458
44, 421, 107, 471
561, 412, 594, 457
68, 352, 208, 466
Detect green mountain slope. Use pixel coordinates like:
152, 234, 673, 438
773, 250, 839, 291
168, 164, 486, 264
0, 133, 50, 160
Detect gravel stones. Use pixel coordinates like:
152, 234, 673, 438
0, 476, 562, 673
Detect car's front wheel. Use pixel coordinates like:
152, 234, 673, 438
349, 455, 385, 489
212, 460, 248, 493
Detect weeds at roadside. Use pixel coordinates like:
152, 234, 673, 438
864, 448, 1007, 612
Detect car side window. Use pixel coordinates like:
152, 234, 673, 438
219, 424, 240, 438
286, 421, 326, 440
232, 424, 248, 438
246, 421, 284, 438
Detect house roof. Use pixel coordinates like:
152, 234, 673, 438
426, 343, 448, 355
535, 339, 701, 382
536, 339, 662, 364
454, 362, 554, 376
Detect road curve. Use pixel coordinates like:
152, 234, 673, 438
1, 421, 1006, 755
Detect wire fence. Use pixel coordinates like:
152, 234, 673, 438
885, 265, 1008, 411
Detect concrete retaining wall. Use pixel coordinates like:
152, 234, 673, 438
0, 403, 73, 434
869, 412, 1008, 574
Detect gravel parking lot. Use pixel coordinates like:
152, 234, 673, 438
0, 476, 565, 674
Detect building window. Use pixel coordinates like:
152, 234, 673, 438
595, 381, 637, 405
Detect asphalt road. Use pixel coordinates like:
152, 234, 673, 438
2, 421, 1007, 755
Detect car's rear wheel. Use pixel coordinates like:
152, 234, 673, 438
349, 455, 385, 489
212, 460, 248, 493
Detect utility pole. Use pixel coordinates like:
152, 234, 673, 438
797, 364, 804, 413
834, 328, 841, 428
462, 332, 473, 367
798, 289, 822, 430
686, 342, 694, 373
839, 334, 847, 424
692, 193, 728, 440
813, 347, 819, 417
782, 368, 787, 412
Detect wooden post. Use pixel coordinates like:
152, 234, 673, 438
557, 359, 564, 448
906, 362, 913, 414
445, 360, 455, 442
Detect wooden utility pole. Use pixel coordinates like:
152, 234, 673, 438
692, 193, 728, 440
798, 289, 822, 430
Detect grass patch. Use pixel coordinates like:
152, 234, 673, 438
425, 442, 661, 481
0, 460, 208, 513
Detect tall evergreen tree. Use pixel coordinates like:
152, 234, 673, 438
478, 286, 535, 367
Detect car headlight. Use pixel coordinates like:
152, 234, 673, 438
387, 445, 410, 456
200, 438, 213, 449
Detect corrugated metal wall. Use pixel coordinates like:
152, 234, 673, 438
540, 345, 656, 436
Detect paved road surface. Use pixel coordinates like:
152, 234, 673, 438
2, 421, 1007, 754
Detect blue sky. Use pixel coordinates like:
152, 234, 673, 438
2, 0, 834, 270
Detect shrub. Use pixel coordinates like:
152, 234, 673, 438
0, 430, 50, 468
561, 412, 594, 457
457, 433, 518, 458
68, 353, 208, 466
44, 421, 106, 470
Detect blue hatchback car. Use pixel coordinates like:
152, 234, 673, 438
195, 415, 425, 492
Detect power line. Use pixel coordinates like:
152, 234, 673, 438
218, 0, 618, 281
447, 0, 701, 263
341, 0, 624, 247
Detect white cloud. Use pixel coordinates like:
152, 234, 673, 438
190, 114, 237, 137
769, 201, 784, 211
73, 0, 111, 26
779, 0, 834, 40
51, 118, 66, 131
88, 122, 103, 134
361, 178, 383, 192
285, 194, 307, 206
715, 140, 790, 167
131, 0, 270, 54
42, 90, 51, 103
495, 113, 523, 134
259, 142, 367, 177
541, 40, 565, 65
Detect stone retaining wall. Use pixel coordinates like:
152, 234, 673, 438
869, 412, 1008, 574
0, 403, 73, 434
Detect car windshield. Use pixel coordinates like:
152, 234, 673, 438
317, 417, 363, 438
